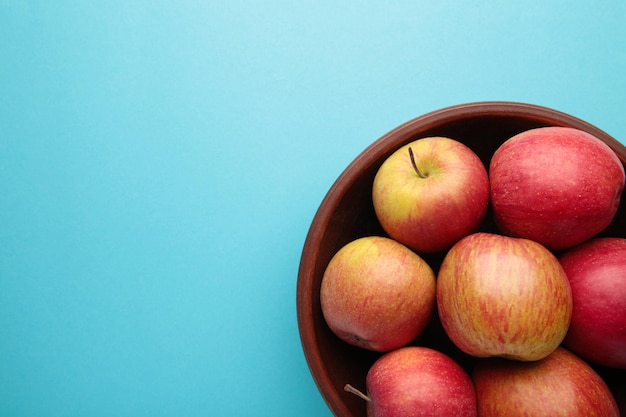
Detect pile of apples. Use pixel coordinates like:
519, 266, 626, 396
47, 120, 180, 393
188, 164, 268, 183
319, 127, 626, 417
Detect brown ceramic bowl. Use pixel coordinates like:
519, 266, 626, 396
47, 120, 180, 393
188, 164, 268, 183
297, 101, 626, 417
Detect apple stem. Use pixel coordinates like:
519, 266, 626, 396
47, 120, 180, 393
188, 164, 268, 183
408, 147, 428, 179
344, 384, 371, 402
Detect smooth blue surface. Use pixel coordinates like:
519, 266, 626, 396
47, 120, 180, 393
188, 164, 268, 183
1, 2, 625, 416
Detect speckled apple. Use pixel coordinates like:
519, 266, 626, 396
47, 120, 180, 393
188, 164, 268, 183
489, 126, 625, 251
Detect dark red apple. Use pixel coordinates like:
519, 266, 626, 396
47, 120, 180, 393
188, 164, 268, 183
489, 126, 625, 251
558, 237, 626, 369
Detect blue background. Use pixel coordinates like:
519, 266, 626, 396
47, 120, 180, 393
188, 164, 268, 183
1, 2, 625, 416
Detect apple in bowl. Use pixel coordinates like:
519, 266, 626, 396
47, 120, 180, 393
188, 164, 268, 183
558, 237, 626, 369
490, 126, 625, 251
472, 347, 619, 416
436, 232, 572, 361
372, 136, 489, 254
320, 236, 436, 352
350, 346, 477, 417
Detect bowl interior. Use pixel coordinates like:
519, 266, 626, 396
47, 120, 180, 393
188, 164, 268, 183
297, 102, 626, 417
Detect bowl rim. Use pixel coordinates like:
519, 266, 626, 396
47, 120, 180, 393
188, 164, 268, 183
296, 100, 625, 417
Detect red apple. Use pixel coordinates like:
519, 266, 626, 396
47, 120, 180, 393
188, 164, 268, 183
357, 346, 477, 417
472, 347, 620, 416
558, 237, 626, 369
436, 232, 572, 361
489, 126, 625, 250
320, 236, 436, 352
372, 136, 489, 253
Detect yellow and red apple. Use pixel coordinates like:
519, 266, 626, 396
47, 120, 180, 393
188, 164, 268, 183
372, 137, 489, 253
436, 232, 572, 361
472, 347, 619, 416
320, 236, 436, 352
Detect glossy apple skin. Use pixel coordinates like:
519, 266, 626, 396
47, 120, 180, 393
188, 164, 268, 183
320, 236, 436, 352
437, 232, 572, 361
372, 137, 489, 253
558, 237, 626, 369
366, 346, 477, 417
472, 347, 619, 417
489, 126, 625, 251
